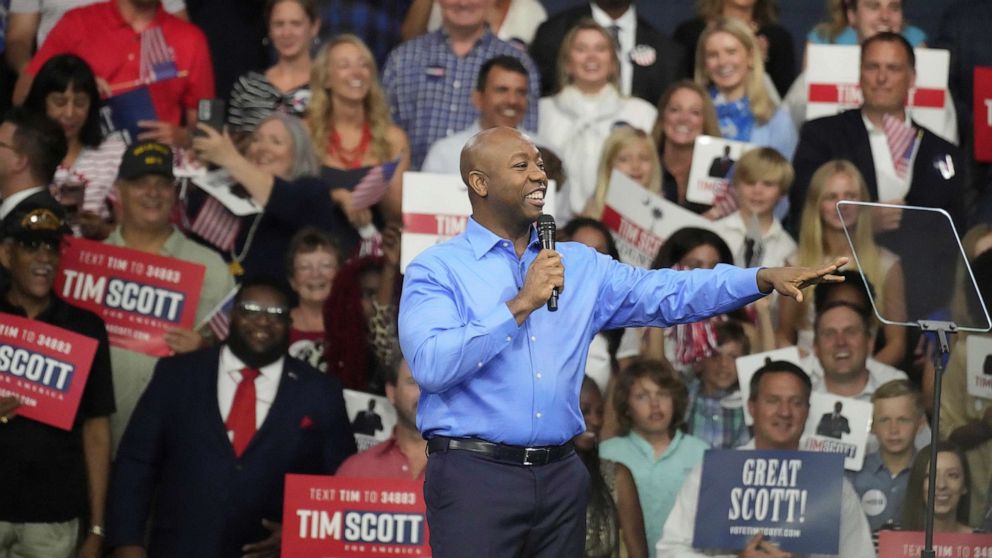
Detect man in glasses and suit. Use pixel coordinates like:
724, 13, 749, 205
106, 277, 356, 558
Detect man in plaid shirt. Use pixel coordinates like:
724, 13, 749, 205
382, 0, 540, 169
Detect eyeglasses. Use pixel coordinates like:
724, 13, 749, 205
15, 238, 61, 253
235, 302, 289, 319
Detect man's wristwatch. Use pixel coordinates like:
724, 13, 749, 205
89, 525, 105, 537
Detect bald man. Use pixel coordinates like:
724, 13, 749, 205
398, 127, 847, 557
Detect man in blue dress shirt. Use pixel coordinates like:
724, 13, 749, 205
398, 126, 847, 557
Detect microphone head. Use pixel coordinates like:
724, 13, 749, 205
537, 214, 556, 240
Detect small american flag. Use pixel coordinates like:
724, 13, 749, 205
199, 287, 239, 341
882, 113, 919, 179
139, 27, 179, 84
350, 159, 400, 210
190, 196, 241, 251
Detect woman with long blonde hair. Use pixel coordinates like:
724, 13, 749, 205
538, 18, 657, 222
674, 0, 795, 96
585, 127, 662, 219
777, 160, 907, 365
651, 80, 722, 215
693, 17, 797, 158
307, 34, 408, 229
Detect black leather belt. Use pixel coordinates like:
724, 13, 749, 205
427, 437, 574, 466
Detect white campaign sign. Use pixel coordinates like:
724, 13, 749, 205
801, 393, 872, 471
966, 336, 992, 400
400, 172, 557, 272
806, 45, 950, 136
343, 389, 397, 452
736, 347, 804, 426
686, 136, 756, 205
602, 170, 717, 268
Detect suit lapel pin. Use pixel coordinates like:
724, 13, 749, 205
934, 153, 955, 180
629, 44, 656, 67
288, 371, 298, 381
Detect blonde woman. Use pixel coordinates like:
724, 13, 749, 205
777, 160, 907, 366
674, 0, 795, 96
584, 127, 662, 219
694, 17, 797, 158
651, 80, 721, 214
307, 34, 408, 229
538, 18, 656, 222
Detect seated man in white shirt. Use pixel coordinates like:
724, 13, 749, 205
657, 359, 874, 558
421, 55, 539, 175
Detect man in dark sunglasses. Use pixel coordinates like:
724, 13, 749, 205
0, 201, 115, 558
107, 277, 356, 558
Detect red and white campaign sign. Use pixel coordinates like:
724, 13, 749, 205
602, 170, 717, 268
0, 313, 98, 430
975, 67, 992, 162
282, 474, 430, 557
55, 237, 206, 357
806, 45, 950, 137
878, 530, 992, 558
400, 172, 557, 272
686, 135, 756, 206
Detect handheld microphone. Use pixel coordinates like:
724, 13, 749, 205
536, 214, 559, 312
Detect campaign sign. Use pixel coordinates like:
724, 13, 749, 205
878, 530, 992, 558
602, 170, 717, 268
55, 237, 206, 357
966, 336, 992, 400
401, 172, 558, 272
801, 393, 872, 471
191, 169, 262, 216
976, 67, 992, 163
736, 347, 804, 425
344, 389, 397, 452
806, 45, 950, 137
693, 450, 844, 555
0, 313, 98, 430
282, 475, 430, 557
686, 136, 756, 205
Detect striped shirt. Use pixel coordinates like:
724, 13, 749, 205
226, 71, 311, 134
11, 0, 185, 45
685, 378, 750, 449
381, 27, 540, 169
50, 132, 128, 231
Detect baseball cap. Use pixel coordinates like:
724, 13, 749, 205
117, 141, 175, 182
1, 202, 71, 245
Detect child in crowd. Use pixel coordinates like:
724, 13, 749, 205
713, 147, 796, 269
848, 380, 925, 533
584, 126, 663, 219
599, 359, 708, 558
684, 320, 751, 449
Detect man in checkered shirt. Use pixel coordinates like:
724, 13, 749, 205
382, 0, 540, 170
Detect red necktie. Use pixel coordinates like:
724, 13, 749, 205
226, 367, 261, 457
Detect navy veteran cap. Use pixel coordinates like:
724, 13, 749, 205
2, 202, 71, 244
117, 141, 175, 182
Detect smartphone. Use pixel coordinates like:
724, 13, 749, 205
196, 99, 226, 136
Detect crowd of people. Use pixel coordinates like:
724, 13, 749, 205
0, 0, 991, 557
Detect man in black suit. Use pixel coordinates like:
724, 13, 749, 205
816, 401, 852, 439
106, 278, 356, 558
789, 33, 965, 319
0, 108, 66, 230
529, 0, 683, 106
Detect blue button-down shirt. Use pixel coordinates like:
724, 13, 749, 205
382, 28, 541, 169
399, 218, 765, 446
846, 451, 912, 532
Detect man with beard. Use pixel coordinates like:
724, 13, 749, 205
105, 278, 356, 558
338, 358, 427, 480
0, 201, 115, 558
